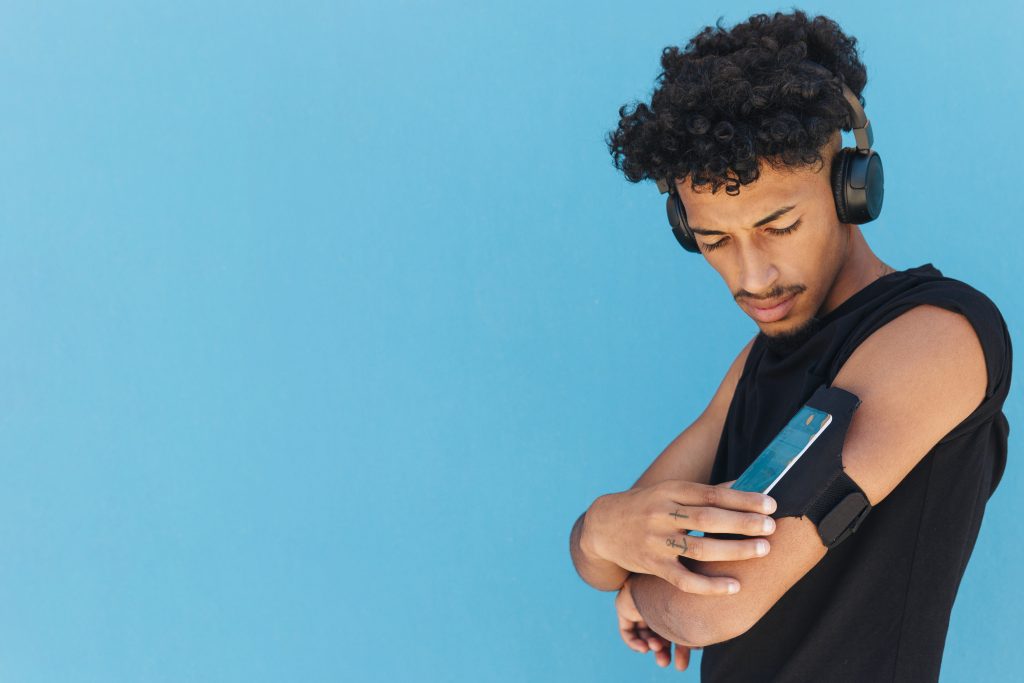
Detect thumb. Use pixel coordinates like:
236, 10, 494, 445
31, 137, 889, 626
715, 479, 737, 489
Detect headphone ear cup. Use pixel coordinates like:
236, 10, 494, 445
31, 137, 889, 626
831, 148, 884, 225
666, 193, 701, 253
831, 149, 853, 224
848, 151, 884, 224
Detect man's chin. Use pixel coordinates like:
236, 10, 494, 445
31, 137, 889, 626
759, 315, 824, 355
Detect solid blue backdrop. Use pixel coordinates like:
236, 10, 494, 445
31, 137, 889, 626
0, 1, 1018, 680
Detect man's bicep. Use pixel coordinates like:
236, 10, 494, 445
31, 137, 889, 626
830, 304, 987, 504
630, 335, 756, 489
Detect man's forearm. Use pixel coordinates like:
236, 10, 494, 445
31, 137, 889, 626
629, 572, 708, 647
569, 504, 630, 591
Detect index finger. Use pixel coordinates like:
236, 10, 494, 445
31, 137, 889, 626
673, 480, 777, 515
715, 478, 777, 513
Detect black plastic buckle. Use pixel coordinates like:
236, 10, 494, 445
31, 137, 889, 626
817, 491, 872, 548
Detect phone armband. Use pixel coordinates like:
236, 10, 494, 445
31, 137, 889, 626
768, 384, 872, 549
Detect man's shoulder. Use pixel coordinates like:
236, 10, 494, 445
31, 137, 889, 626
893, 265, 1005, 322
881, 270, 1011, 397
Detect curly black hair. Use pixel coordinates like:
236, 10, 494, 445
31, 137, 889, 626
606, 9, 867, 195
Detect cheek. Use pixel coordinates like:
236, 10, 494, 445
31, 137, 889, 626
788, 222, 843, 275
797, 222, 832, 250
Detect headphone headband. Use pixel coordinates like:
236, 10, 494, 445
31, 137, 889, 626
840, 83, 872, 151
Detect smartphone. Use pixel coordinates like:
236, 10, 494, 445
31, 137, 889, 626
730, 406, 833, 494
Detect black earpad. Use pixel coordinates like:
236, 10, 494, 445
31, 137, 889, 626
830, 149, 853, 224
666, 193, 700, 253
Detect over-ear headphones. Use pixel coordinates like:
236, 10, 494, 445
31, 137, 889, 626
655, 77, 884, 254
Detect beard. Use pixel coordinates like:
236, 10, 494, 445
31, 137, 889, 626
760, 314, 824, 356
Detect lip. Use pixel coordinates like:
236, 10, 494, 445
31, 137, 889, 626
744, 293, 798, 323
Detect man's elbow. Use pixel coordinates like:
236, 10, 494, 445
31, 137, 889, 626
671, 609, 754, 648
630, 574, 760, 647
693, 610, 759, 647
671, 603, 758, 648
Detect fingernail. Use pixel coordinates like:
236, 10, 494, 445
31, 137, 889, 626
728, 581, 740, 594
756, 539, 769, 556
763, 496, 777, 513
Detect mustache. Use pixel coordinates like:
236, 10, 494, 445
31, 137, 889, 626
735, 284, 806, 302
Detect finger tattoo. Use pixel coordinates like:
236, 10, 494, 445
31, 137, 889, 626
665, 536, 688, 553
670, 508, 690, 520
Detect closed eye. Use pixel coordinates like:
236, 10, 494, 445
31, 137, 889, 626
765, 219, 801, 237
700, 218, 802, 253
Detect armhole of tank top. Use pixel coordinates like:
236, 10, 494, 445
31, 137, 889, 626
927, 295, 1009, 444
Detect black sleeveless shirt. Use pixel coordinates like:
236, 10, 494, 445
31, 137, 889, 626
701, 263, 1012, 682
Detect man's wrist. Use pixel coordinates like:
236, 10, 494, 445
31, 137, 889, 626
580, 493, 612, 561
569, 494, 630, 592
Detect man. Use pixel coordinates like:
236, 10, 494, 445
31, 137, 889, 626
568, 10, 1012, 682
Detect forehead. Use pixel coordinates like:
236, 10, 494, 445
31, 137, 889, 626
676, 162, 826, 227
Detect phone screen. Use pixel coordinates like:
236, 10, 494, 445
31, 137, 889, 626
730, 406, 833, 494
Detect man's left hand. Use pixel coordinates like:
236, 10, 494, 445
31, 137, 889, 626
616, 574, 698, 671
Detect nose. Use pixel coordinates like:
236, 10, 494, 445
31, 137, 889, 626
737, 242, 780, 298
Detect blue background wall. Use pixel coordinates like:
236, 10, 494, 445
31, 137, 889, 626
0, 1, 1019, 680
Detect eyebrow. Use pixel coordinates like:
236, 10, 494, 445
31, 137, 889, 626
688, 205, 797, 236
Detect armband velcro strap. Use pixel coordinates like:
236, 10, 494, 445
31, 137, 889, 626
769, 384, 873, 549
810, 472, 872, 548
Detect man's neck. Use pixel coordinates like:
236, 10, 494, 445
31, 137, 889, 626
819, 226, 894, 317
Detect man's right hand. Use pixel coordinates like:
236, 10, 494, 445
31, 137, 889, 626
582, 480, 778, 595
